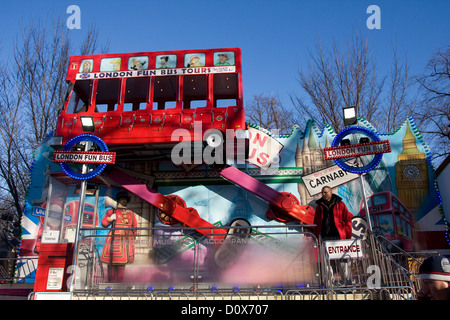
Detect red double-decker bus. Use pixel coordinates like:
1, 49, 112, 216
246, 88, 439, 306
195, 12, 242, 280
54, 48, 245, 160
359, 191, 415, 252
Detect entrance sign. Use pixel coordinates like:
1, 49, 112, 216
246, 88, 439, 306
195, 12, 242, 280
325, 239, 363, 259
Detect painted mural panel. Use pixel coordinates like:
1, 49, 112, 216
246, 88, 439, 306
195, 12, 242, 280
19, 117, 448, 288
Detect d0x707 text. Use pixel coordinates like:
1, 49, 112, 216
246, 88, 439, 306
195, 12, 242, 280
225, 304, 268, 315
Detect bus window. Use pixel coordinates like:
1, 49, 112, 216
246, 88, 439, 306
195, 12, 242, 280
396, 216, 409, 238
373, 194, 387, 206
95, 78, 121, 112
392, 198, 399, 209
128, 56, 148, 71
213, 52, 235, 66
404, 207, 411, 219
184, 53, 205, 67
183, 75, 207, 109
100, 58, 121, 72
124, 77, 149, 111
215, 99, 237, 108
66, 80, 93, 114
376, 214, 394, 234
153, 76, 178, 110
406, 223, 412, 239
155, 54, 176, 69
213, 73, 238, 107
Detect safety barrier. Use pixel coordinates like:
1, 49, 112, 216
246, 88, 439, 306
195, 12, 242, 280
317, 234, 416, 295
69, 287, 415, 301
373, 234, 437, 296
72, 224, 320, 292
0, 257, 38, 284
23, 223, 430, 300
59, 224, 420, 300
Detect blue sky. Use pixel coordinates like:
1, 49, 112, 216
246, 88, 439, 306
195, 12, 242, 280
1, 0, 449, 109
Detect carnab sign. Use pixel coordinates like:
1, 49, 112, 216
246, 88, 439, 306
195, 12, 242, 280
302, 164, 359, 196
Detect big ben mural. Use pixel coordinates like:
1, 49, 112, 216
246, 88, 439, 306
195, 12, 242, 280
395, 121, 429, 216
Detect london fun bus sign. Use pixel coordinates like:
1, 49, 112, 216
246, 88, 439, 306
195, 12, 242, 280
324, 126, 391, 174
53, 134, 116, 180
323, 126, 391, 231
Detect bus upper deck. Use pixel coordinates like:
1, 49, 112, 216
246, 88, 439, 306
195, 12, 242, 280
54, 48, 245, 155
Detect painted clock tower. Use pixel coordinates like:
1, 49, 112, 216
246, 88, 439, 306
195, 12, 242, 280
395, 121, 429, 216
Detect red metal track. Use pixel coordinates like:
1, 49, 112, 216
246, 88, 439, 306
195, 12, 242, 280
219, 166, 315, 225
105, 165, 314, 238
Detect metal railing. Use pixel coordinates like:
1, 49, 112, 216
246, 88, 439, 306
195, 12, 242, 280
56, 224, 419, 300
11, 222, 431, 300
73, 224, 320, 292
374, 234, 438, 295
0, 256, 38, 284
317, 232, 417, 300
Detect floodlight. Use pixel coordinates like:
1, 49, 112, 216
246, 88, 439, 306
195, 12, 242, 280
80, 116, 95, 132
343, 106, 357, 126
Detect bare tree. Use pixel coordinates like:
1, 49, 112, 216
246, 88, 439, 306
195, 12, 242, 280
245, 94, 296, 135
79, 22, 109, 56
415, 46, 450, 166
13, 18, 70, 145
0, 17, 104, 250
290, 31, 412, 133
0, 63, 29, 229
383, 46, 416, 132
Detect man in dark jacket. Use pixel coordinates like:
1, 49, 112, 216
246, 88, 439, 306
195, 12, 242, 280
313, 186, 354, 286
313, 186, 353, 241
